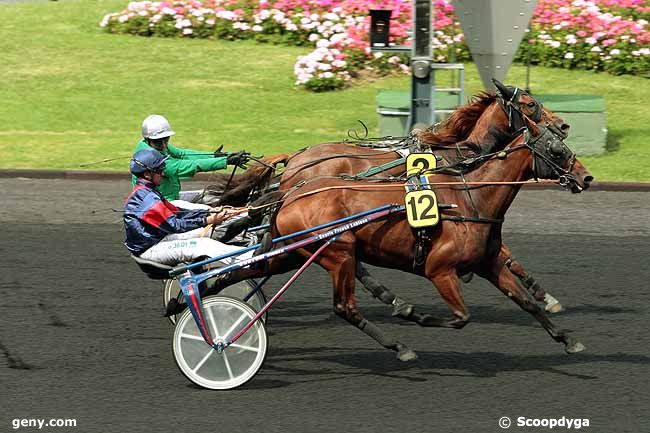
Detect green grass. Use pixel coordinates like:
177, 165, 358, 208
1, 0, 649, 181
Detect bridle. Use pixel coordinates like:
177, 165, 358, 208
495, 86, 543, 133
495, 84, 570, 141
524, 127, 578, 187
492, 85, 577, 187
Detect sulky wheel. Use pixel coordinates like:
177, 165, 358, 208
163, 275, 266, 325
172, 296, 268, 390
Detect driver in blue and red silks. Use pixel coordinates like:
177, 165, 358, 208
123, 148, 271, 267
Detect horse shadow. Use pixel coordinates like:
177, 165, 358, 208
249, 346, 650, 390
265, 299, 637, 331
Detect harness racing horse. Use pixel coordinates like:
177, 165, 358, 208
278, 81, 582, 320
215, 118, 592, 361
193, 153, 289, 207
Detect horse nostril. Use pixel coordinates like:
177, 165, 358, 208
561, 123, 570, 131
584, 175, 594, 184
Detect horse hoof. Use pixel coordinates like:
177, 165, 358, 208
545, 302, 564, 314
397, 349, 418, 362
565, 340, 585, 354
391, 300, 414, 319
544, 294, 563, 314
395, 342, 418, 361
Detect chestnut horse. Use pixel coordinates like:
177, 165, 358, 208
279, 81, 582, 320
217, 121, 591, 360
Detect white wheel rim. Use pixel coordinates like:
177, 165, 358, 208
173, 296, 267, 390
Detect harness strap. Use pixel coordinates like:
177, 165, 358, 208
413, 228, 433, 271
440, 215, 504, 224
354, 157, 406, 179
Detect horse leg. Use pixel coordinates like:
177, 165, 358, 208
323, 244, 417, 361
501, 245, 563, 313
356, 262, 414, 318
356, 262, 453, 327
481, 257, 584, 354
422, 272, 472, 328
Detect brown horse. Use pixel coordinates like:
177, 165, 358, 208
195, 153, 289, 207
279, 82, 584, 319
281, 80, 570, 188
217, 120, 591, 361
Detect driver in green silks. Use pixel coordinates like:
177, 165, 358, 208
133, 114, 249, 203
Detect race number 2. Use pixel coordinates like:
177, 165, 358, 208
405, 190, 440, 228
406, 153, 437, 175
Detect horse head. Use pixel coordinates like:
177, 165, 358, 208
493, 79, 570, 139
501, 117, 593, 193
418, 80, 570, 156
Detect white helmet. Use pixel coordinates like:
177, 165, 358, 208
141, 114, 175, 139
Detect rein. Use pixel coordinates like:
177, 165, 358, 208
244, 179, 558, 212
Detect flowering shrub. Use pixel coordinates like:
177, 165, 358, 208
518, 0, 650, 76
101, 0, 649, 91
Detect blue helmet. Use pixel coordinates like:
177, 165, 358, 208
130, 148, 169, 177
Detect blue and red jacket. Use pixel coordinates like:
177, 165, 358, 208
123, 179, 208, 256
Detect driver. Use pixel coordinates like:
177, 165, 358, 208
133, 114, 249, 204
123, 148, 268, 266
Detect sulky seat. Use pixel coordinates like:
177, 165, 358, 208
131, 255, 212, 280
131, 255, 174, 280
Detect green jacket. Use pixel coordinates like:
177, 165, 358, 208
132, 139, 227, 200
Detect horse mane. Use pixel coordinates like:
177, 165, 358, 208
418, 92, 497, 146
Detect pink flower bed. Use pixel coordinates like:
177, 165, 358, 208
100, 0, 649, 91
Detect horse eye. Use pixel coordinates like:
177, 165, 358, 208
527, 102, 536, 108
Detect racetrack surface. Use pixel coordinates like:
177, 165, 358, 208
1, 178, 649, 433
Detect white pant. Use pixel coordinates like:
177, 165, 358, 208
140, 227, 254, 266
170, 199, 210, 210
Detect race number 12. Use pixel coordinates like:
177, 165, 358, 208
405, 190, 439, 228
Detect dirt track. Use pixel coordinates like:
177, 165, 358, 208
1, 178, 649, 433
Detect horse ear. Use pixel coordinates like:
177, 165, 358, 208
492, 78, 514, 100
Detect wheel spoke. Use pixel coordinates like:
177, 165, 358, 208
207, 306, 221, 338
230, 343, 260, 353
180, 333, 204, 342
223, 312, 249, 340
191, 347, 215, 374
222, 352, 234, 380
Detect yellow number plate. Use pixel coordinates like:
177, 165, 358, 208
406, 153, 437, 176
405, 190, 439, 228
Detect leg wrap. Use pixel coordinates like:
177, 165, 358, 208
356, 264, 396, 304
358, 318, 395, 348
520, 274, 545, 300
